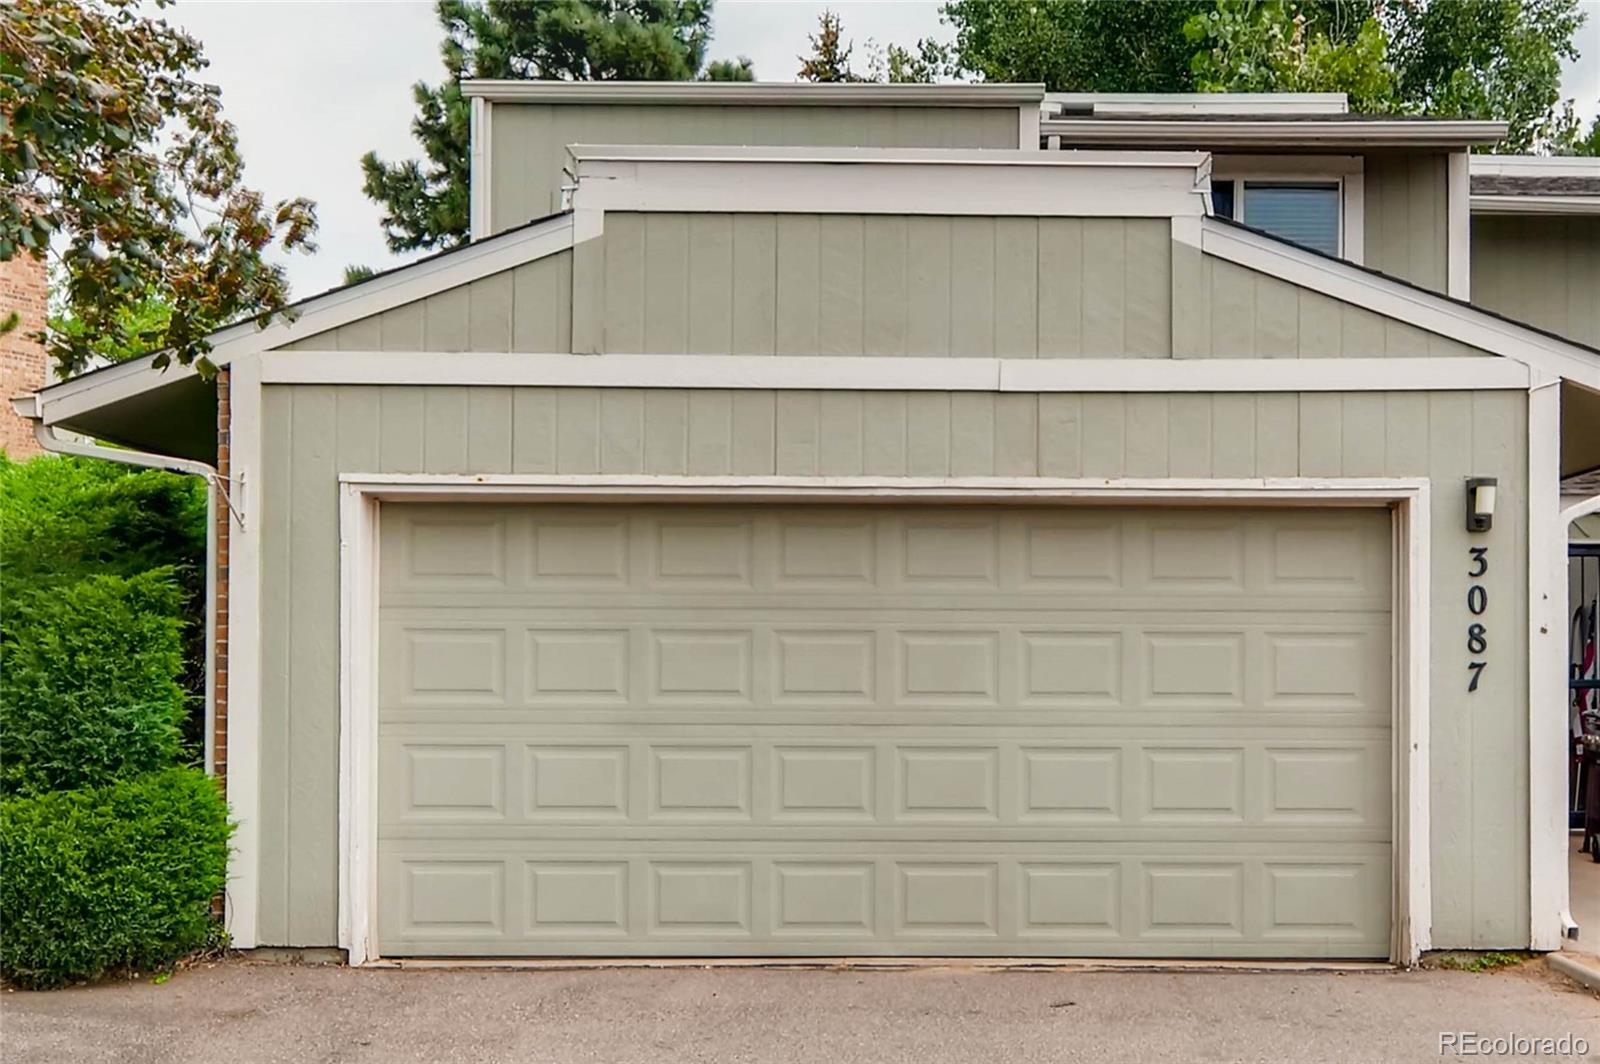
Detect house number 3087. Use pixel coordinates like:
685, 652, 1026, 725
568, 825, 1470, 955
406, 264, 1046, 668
1467, 546, 1488, 692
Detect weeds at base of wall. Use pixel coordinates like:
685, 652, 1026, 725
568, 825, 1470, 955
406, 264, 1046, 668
1423, 951, 1534, 973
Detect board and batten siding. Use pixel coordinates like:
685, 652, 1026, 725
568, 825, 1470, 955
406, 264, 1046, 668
1363, 152, 1450, 293
1171, 248, 1488, 359
1472, 215, 1600, 350
254, 383, 1528, 950
279, 215, 1489, 361
592, 214, 1172, 358
487, 103, 1022, 235
280, 251, 573, 354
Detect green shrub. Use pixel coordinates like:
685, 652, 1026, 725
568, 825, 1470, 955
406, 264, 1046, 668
0, 570, 187, 797
0, 767, 232, 989
0, 452, 208, 750
0, 453, 205, 594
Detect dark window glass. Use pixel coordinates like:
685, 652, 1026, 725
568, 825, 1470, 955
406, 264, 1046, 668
1211, 179, 1236, 221
1241, 181, 1341, 256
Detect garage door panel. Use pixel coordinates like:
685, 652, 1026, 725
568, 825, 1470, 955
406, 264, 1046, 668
380, 735, 1390, 837
380, 505, 1392, 604
378, 617, 1390, 718
377, 503, 1393, 959
375, 849, 1391, 957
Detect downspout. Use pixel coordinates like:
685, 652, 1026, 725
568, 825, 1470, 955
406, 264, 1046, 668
14, 398, 239, 777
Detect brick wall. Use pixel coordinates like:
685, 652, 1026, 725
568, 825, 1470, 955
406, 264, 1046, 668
0, 253, 48, 457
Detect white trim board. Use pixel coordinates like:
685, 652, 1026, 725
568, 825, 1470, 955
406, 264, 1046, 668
223, 353, 263, 949
1448, 151, 1471, 301
1471, 195, 1600, 216
1048, 92, 1349, 116
333, 474, 1432, 967
260, 351, 1531, 393
462, 80, 1046, 106
1528, 381, 1568, 949
1470, 155, 1600, 179
1187, 218, 1600, 392
469, 97, 491, 242
1040, 117, 1506, 148
567, 147, 1212, 220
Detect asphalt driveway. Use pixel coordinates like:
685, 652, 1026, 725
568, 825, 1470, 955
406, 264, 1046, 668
4, 959, 1598, 1064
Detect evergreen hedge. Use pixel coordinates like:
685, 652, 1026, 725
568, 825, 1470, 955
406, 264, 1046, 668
0, 570, 188, 797
0, 768, 232, 989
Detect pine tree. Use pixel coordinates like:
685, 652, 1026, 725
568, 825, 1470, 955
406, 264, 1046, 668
797, 10, 867, 83
361, 0, 753, 253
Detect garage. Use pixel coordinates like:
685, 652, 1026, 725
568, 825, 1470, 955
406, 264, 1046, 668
373, 501, 1394, 959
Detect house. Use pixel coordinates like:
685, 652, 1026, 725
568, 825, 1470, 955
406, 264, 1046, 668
1, 252, 48, 457
12, 83, 1600, 967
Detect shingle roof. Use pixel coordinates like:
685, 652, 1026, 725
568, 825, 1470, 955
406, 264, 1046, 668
1472, 174, 1600, 197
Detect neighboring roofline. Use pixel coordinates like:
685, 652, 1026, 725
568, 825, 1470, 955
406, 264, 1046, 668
565, 143, 1209, 169
1046, 92, 1348, 116
461, 80, 1046, 106
1472, 194, 1600, 216
1470, 154, 1600, 178
1468, 155, 1600, 214
1042, 117, 1506, 148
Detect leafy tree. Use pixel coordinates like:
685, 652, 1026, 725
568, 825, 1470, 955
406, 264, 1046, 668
1567, 114, 1600, 156
1384, 0, 1586, 153
798, 9, 866, 82
940, 0, 1210, 92
342, 264, 378, 287
885, 39, 958, 84
936, 0, 1589, 154
362, 0, 752, 253
0, 0, 317, 378
1186, 1, 1396, 113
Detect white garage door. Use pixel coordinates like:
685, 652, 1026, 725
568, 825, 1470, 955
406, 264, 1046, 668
375, 503, 1393, 958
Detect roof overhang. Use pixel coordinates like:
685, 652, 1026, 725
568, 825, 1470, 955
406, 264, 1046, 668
1045, 91, 1349, 116
1469, 154, 1600, 215
462, 80, 1046, 107
21, 212, 578, 455
1472, 194, 1600, 216
1041, 117, 1506, 150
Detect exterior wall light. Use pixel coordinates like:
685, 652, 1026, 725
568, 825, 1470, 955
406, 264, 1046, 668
1465, 477, 1497, 533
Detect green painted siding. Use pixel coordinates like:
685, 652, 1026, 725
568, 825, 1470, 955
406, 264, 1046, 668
593, 213, 1171, 358
488, 103, 1021, 234
255, 382, 1529, 950
272, 218, 1492, 361
1170, 248, 1488, 359
1472, 215, 1600, 349
280, 251, 573, 353
1364, 152, 1450, 292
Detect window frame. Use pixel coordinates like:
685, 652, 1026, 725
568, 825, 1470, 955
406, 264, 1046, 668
1209, 155, 1365, 263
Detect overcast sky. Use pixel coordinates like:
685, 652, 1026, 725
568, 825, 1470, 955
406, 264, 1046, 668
167, 0, 1600, 300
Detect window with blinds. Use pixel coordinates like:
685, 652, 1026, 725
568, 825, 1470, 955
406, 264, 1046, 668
1239, 181, 1342, 256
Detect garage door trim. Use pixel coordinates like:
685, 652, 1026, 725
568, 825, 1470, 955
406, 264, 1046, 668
334, 474, 1431, 966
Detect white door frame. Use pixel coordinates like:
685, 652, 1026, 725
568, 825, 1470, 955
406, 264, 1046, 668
336, 474, 1432, 967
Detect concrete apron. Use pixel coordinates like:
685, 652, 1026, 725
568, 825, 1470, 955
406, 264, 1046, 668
1555, 830, 1600, 990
